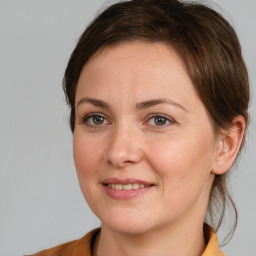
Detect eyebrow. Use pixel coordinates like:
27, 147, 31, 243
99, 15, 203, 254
76, 98, 110, 109
135, 98, 188, 112
76, 97, 188, 112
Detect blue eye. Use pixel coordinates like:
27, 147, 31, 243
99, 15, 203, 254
147, 114, 174, 126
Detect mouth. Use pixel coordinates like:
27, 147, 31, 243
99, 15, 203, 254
105, 183, 151, 190
101, 178, 154, 200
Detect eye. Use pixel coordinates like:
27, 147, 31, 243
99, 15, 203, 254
147, 114, 174, 127
82, 113, 109, 127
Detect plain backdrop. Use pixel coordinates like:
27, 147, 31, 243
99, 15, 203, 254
0, 0, 255, 255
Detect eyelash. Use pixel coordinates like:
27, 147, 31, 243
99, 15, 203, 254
146, 114, 175, 127
81, 113, 175, 129
82, 113, 110, 129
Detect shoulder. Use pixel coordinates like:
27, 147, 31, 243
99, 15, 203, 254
26, 240, 79, 256
25, 228, 100, 256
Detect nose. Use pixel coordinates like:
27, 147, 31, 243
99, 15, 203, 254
104, 124, 143, 168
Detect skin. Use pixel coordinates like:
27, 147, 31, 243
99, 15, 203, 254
73, 41, 245, 256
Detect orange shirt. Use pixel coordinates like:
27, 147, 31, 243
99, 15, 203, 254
27, 225, 225, 256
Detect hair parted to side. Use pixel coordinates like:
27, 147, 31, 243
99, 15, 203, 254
63, 0, 250, 244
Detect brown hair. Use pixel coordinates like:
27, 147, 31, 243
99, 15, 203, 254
63, 0, 250, 243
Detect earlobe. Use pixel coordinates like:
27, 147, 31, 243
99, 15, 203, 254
212, 115, 246, 175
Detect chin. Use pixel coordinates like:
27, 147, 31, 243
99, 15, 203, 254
104, 221, 153, 236
99, 211, 162, 236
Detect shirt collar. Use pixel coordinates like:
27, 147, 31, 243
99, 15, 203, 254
202, 224, 225, 256
76, 225, 224, 256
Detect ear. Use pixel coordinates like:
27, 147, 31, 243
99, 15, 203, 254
212, 115, 246, 175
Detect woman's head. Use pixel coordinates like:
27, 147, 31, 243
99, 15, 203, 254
63, 0, 249, 242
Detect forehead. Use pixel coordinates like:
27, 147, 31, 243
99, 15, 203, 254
76, 41, 195, 99
83, 41, 186, 75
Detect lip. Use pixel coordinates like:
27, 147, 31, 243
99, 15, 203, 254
101, 177, 154, 200
101, 177, 153, 186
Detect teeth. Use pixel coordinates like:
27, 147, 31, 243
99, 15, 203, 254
123, 184, 133, 190
132, 184, 140, 189
115, 184, 123, 190
108, 183, 148, 190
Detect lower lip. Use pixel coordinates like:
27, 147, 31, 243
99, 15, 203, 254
103, 185, 153, 200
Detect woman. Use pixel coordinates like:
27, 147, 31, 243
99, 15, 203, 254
29, 0, 249, 255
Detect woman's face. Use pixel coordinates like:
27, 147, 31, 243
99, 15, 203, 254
73, 41, 218, 235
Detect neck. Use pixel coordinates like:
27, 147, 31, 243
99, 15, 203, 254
93, 218, 206, 256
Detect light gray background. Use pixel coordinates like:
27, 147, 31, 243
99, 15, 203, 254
0, 1, 255, 255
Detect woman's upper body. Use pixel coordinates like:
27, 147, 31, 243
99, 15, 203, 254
27, 225, 225, 256
26, 0, 249, 255
69, 40, 235, 256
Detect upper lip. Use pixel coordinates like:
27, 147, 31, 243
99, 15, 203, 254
101, 178, 154, 186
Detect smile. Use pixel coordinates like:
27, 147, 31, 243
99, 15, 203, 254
107, 183, 149, 190
102, 178, 154, 200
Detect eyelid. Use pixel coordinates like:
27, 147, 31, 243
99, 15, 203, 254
80, 112, 175, 129
145, 113, 175, 127
81, 112, 110, 127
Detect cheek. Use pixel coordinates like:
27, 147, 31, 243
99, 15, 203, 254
146, 131, 215, 193
73, 131, 103, 183
73, 131, 107, 212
